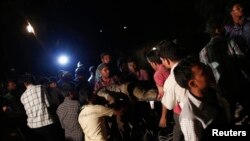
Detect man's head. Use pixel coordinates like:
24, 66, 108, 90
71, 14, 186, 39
174, 58, 214, 93
158, 40, 185, 69
48, 77, 57, 88
22, 73, 35, 87
226, 1, 244, 21
97, 63, 110, 79
206, 17, 225, 36
117, 57, 128, 73
101, 52, 111, 64
6, 79, 17, 91
127, 58, 137, 73
146, 49, 162, 70
61, 82, 78, 99
230, 3, 243, 18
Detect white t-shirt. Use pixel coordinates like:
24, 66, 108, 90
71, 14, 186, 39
161, 63, 188, 110
78, 104, 113, 141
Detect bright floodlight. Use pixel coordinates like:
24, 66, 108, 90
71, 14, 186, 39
26, 22, 35, 34
58, 55, 69, 65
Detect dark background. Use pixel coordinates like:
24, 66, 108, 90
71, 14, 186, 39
1, 0, 250, 78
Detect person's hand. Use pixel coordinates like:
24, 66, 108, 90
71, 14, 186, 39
2, 106, 9, 112
159, 116, 167, 127
157, 94, 163, 101
107, 95, 115, 104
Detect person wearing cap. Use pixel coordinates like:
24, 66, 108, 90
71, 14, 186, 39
94, 63, 119, 92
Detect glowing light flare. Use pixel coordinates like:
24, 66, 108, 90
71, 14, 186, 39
58, 55, 69, 65
26, 22, 35, 34
152, 47, 157, 50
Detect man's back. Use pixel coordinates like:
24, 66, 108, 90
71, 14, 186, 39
21, 84, 53, 128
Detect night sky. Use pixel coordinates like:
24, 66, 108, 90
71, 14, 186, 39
1, 0, 249, 78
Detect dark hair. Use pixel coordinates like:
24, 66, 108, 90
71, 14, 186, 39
38, 77, 49, 85
174, 57, 203, 89
48, 77, 57, 84
127, 57, 136, 63
146, 49, 162, 64
117, 57, 128, 68
22, 73, 36, 85
158, 40, 185, 61
226, 0, 243, 14
4, 78, 16, 89
79, 87, 94, 105
61, 82, 76, 97
205, 16, 224, 36
100, 52, 111, 59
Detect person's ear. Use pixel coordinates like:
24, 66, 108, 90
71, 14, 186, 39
152, 62, 157, 67
188, 80, 197, 88
166, 58, 171, 65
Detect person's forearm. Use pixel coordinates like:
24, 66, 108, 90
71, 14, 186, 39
159, 104, 168, 127
161, 104, 167, 118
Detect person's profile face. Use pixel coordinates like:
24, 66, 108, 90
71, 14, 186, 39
191, 66, 208, 90
147, 59, 157, 70
160, 57, 171, 69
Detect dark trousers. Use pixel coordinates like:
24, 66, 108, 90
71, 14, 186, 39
31, 123, 63, 141
173, 113, 183, 141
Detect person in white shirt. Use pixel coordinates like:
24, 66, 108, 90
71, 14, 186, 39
21, 74, 62, 141
157, 40, 187, 141
78, 92, 122, 141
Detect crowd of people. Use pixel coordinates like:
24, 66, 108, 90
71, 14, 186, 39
1, 1, 250, 141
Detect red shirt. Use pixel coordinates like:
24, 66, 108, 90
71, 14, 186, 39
154, 64, 170, 87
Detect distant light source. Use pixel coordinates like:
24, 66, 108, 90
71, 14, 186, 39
26, 22, 35, 34
123, 26, 127, 29
58, 55, 69, 65
152, 47, 157, 50
99, 29, 103, 33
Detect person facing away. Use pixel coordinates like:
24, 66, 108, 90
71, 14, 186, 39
20, 73, 61, 141
158, 40, 187, 141
174, 58, 229, 141
146, 48, 170, 100
57, 82, 83, 141
78, 91, 122, 141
